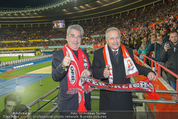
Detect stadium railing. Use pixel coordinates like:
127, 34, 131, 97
19, 86, 178, 118
134, 50, 178, 93
0, 54, 52, 67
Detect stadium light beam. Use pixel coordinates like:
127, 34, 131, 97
79, 6, 85, 9
74, 7, 79, 10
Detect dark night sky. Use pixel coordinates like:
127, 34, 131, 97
0, 0, 62, 8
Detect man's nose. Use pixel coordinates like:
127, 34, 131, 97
74, 37, 78, 41
114, 38, 118, 42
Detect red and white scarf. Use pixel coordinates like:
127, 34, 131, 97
103, 43, 139, 84
82, 77, 160, 100
62, 43, 90, 113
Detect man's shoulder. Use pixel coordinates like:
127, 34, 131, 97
53, 49, 64, 57
55, 49, 63, 53
147, 43, 154, 49
125, 47, 133, 53
82, 50, 88, 55
0, 109, 6, 117
82, 50, 90, 58
94, 47, 104, 54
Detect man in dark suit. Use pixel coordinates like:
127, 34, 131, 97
52, 25, 92, 114
92, 27, 156, 118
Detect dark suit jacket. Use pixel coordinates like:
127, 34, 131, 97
52, 49, 91, 112
92, 46, 153, 111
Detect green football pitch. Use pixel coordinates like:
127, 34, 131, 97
0, 56, 35, 62
0, 54, 99, 112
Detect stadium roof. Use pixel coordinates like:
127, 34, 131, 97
0, 0, 162, 24
0, 0, 64, 8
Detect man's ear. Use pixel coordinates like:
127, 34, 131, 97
66, 36, 68, 42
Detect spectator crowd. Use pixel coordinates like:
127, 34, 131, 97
0, 0, 177, 89
0, 0, 177, 47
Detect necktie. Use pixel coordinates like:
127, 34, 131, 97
114, 50, 118, 56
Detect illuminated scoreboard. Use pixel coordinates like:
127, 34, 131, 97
52, 20, 65, 29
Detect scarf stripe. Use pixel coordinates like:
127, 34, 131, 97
121, 43, 130, 58
62, 43, 89, 113
103, 44, 114, 84
103, 43, 139, 82
120, 44, 139, 78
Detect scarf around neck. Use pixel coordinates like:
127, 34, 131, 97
62, 43, 90, 113
103, 43, 139, 84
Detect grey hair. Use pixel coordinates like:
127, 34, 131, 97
105, 27, 121, 39
67, 24, 84, 36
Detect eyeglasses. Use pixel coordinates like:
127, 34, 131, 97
69, 34, 82, 40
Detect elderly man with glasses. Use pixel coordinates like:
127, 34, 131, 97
52, 24, 92, 115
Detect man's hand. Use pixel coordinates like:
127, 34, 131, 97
147, 72, 156, 81
81, 69, 92, 77
164, 43, 171, 52
151, 38, 156, 44
62, 51, 71, 67
103, 65, 110, 78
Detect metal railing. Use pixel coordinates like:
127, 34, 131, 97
27, 86, 59, 108
11, 85, 178, 119
91, 96, 177, 104
134, 50, 178, 93
0, 54, 52, 67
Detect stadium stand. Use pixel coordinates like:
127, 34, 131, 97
0, 0, 178, 118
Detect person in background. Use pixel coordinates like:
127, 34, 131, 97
147, 34, 165, 65
18, 55, 21, 60
172, 21, 178, 32
0, 94, 17, 118
161, 31, 178, 90
138, 43, 147, 61
142, 36, 150, 48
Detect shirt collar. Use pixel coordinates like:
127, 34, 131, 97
111, 48, 119, 52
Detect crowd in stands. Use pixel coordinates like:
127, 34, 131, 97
0, 0, 177, 48
0, 0, 177, 89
